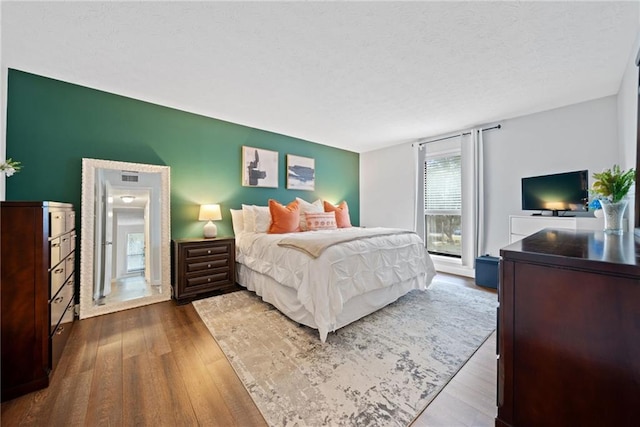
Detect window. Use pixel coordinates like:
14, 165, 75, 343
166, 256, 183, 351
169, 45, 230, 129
424, 153, 462, 257
127, 232, 145, 272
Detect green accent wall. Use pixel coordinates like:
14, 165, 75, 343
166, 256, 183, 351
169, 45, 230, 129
5, 69, 359, 238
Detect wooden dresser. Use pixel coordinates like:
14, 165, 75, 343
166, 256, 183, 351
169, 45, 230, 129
172, 237, 236, 303
1, 201, 76, 401
497, 229, 640, 427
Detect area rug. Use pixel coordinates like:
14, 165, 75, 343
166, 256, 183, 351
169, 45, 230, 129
192, 279, 497, 427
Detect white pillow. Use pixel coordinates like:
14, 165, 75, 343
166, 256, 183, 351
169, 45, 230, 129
253, 206, 271, 233
296, 197, 323, 231
241, 204, 270, 233
242, 204, 256, 233
230, 209, 244, 235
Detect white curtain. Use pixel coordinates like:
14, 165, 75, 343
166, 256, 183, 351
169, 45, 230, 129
413, 142, 426, 239
474, 129, 486, 258
461, 128, 485, 267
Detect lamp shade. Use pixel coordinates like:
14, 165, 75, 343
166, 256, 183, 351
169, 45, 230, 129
198, 204, 222, 221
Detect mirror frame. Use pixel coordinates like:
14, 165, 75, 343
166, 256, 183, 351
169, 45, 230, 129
79, 158, 171, 319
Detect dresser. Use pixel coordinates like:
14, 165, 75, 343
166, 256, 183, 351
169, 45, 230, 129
172, 237, 236, 303
1, 201, 76, 401
497, 229, 640, 427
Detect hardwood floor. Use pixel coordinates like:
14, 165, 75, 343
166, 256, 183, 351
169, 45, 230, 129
1, 273, 497, 426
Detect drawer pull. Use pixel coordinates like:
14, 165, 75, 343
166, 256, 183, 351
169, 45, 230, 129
54, 296, 65, 304
207, 278, 211, 282
56, 326, 64, 335
207, 250, 211, 254
54, 268, 64, 274
66, 280, 74, 286
52, 242, 60, 248
207, 264, 211, 268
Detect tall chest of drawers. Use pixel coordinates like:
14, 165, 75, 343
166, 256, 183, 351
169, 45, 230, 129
1, 201, 76, 401
172, 237, 236, 303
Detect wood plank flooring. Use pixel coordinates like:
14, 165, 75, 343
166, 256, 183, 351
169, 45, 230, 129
1, 273, 497, 426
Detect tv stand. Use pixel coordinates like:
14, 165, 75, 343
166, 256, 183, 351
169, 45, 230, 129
509, 215, 604, 243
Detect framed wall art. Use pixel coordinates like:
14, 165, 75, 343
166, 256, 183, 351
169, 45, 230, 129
287, 154, 315, 191
242, 146, 278, 188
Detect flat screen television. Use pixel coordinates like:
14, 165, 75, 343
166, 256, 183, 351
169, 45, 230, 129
521, 170, 589, 216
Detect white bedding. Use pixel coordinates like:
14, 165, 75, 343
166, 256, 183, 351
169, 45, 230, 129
235, 227, 436, 342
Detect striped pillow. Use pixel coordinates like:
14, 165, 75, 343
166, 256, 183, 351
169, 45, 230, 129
305, 212, 337, 231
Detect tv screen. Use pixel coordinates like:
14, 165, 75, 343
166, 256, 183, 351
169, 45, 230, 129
521, 170, 588, 215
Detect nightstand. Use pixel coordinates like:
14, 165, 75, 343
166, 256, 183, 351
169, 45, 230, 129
172, 237, 237, 303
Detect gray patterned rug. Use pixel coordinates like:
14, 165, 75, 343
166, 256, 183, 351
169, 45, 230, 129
193, 278, 497, 427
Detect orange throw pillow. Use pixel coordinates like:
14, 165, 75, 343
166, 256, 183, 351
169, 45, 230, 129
323, 201, 352, 228
268, 199, 301, 234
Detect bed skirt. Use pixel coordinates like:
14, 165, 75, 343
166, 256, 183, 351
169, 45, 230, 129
236, 262, 429, 342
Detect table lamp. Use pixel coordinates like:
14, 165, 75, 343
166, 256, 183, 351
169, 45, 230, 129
199, 204, 222, 238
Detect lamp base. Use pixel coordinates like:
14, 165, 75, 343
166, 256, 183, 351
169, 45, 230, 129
203, 221, 218, 238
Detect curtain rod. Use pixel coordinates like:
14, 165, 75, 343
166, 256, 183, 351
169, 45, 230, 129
414, 124, 502, 146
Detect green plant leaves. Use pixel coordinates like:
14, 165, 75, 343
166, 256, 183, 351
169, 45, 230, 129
591, 164, 636, 203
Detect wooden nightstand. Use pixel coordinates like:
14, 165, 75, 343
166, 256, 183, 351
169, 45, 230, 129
172, 237, 237, 303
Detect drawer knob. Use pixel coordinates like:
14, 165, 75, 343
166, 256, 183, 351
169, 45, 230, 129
207, 250, 211, 254
56, 326, 64, 335
55, 268, 64, 274
54, 296, 64, 304
207, 264, 211, 268
207, 278, 211, 282
52, 243, 59, 248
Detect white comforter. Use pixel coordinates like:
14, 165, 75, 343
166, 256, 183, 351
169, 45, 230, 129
235, 227, 436, 340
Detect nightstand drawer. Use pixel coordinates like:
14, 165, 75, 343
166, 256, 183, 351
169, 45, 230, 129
186, 245, 229, 259
186, 258, 229, 273
186, 271, 231, 287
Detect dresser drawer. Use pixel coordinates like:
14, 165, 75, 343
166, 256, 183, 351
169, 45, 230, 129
65, 254, 75, 281
60, 233, 72, 260
49, 211, 66, 237
50, 237, 61, 268
50, 300, 74, 370
65, 211, 75, 232
50, 264, 66, 296
50, 278, 73, 334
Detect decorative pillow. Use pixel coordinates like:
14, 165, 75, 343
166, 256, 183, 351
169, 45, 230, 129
323, 200, 352, 228
305, 212, 337, 231
241, 204, 270, 233
296, 197, 323, 231
253, 206, 271, 233
230, 209, 244, 235
268, 199, 301, 234
242, 204, 256, 232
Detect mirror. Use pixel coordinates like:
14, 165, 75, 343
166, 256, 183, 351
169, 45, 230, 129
79, 158, 171, 319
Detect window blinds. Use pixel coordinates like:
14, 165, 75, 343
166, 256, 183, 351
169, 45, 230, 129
424, 155, 461, 212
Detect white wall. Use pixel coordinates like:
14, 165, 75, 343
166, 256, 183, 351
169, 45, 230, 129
360, 143, 416, 229
361, 95, 620, 257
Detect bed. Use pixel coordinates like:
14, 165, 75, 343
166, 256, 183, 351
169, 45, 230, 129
232, 203, 436, 342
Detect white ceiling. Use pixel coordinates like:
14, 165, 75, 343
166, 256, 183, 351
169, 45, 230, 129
2, 1, 638, 153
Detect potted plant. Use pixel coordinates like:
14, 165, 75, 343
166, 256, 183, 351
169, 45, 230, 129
591, 165, 636, 233
0, 158, 21, 177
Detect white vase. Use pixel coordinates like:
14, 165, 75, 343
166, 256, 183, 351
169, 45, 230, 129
593, 209, 604, 219
599, 198, 628, 234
